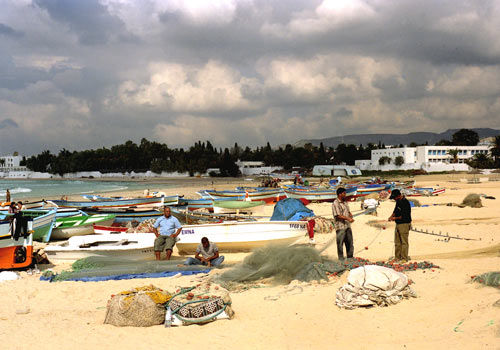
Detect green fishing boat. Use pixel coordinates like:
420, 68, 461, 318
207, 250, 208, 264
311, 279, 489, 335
51, 214, 116, 240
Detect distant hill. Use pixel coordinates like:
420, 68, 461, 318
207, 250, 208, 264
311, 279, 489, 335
294, 128, 500, 148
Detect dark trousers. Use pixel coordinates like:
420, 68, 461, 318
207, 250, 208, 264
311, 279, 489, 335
336, 227, 353, 260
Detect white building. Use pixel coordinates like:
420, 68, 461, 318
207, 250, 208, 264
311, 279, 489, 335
235, 160, 283, 176
312, 165, 362, 176
0, 155, 27, 176
355, 145, 492, 172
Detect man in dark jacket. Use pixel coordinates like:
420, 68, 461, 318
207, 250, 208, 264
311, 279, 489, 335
388, 189, 412, 262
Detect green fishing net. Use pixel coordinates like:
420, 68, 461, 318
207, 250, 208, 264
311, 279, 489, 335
472, 272, 500, 288
43, 256, 209, 282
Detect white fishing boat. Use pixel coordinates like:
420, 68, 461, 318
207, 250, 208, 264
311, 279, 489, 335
176, 220, 308, 254
44, 233, 156, 263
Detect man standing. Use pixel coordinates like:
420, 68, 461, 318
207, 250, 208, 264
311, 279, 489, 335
332, 187, 354, 260
388, 189, 412, 262
153, 206, 182, 260
184, 237, 225, 267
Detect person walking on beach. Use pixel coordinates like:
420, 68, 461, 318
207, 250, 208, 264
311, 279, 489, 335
388, 189, 412, 263
6, 189, 11, 203
332, 187, 354, 260
153, 206, 182, 260
183, 237, 224, 267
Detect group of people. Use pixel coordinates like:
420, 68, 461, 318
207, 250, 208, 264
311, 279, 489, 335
332, 187, 412, 263
152, 185, 412, 267
152, 206, 224, 267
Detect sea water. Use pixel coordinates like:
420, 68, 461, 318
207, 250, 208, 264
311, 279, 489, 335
0, 179, 170, 200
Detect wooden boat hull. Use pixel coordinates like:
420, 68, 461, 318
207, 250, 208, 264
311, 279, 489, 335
49, 195, 176, 208
200, 189, 285, 204
44, 233, 156, 263
0, 221, 34, 269
176, 220, 307, 254
93, 225, 128, 234
51, 215, 116, 240
284, 189, 338, 202
84, 208, 163, 223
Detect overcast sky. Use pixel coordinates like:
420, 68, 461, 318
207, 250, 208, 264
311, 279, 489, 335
1, 0, 499, 155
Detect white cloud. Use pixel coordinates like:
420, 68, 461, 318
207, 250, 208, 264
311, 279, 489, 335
116, 60, 259, 112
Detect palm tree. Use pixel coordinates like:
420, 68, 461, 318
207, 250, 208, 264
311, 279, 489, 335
447, 149, 459, 164
491, 136, 500, 168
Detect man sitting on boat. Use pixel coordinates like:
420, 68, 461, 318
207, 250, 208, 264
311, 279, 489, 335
184, 237, 224, 267
153, 206, 182, 260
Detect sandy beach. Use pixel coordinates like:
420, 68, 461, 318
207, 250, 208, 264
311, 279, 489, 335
1, 174, 499, 350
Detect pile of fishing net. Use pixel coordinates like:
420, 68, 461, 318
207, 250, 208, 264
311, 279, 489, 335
126, 218, 156, 233
215, 245, 439, 288
165, 281, 234, 326
460, 193, 482, 208
104, 285, 172, 327
303, 216, 334, 234
41, 256, 210, 282
335, 265, 417, 309
471, 272, 500, 288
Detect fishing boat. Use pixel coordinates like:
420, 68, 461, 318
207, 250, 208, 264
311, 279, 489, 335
283, 188, 339, 202
49, 195, 177, 208
212, 200, 265, 214
178, 198, 214, 212
0, 219, 34, 269
198, 189, 285, 204
84, 208, 163, 223
44, 233, 156, 262
176, 220, 308, 254
93, 224, 128, 234
8, 210, 58, 243
50, 214, 116, 240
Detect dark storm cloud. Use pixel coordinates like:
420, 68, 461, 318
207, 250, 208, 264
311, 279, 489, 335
0, 0, 499, 154
34, 0, 130, 45
0, 118, 18, 129
0, 23, 23, 38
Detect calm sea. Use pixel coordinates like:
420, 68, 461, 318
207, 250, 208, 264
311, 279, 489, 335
0, 179, 170, 200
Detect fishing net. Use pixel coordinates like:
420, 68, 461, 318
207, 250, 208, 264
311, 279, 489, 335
41, 256, 210, 282
216, 245, 323, 285
471, 272, 500, 288
104, 285, 172, 327
215, 245, 439, 288
461, 193, 482, 208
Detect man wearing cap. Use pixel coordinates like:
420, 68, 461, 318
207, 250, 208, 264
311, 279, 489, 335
388, 189, 412, 262
332, 187, 354, 260
153, 206, 182, 260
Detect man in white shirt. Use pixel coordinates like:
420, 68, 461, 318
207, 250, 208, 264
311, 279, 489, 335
184, 237, 225, 267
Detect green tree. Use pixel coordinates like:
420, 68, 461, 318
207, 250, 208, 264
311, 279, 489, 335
0, 159, 5, 167
452, 129, 479, 146
491, 135, 500, 168
467, 153, 494, 169
435, 139, 452, 146
378, 156, 391, 165
394, 156, 405, 166
447, 149, 459, 163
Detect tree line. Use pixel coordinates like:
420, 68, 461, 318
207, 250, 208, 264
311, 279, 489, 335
23, 129, 500, 176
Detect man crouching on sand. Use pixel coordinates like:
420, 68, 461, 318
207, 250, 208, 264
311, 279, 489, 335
153, 206, 182, 260
184, 237, 225, 267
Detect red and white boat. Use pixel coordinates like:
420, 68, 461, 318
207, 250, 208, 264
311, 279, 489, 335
93, 224, 128, 234
0, 220, 34, 270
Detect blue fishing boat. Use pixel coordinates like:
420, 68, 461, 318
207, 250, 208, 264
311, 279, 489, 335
49, 195, 177, 208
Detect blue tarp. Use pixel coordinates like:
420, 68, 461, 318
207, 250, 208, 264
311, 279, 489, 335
270, 198, 314, 221
40, 269, 210, 282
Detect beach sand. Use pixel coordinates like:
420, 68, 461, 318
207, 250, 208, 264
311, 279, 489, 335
1, 174, 499, 349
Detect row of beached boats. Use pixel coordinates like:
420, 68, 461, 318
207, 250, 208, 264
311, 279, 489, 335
0, 179, 446, 268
